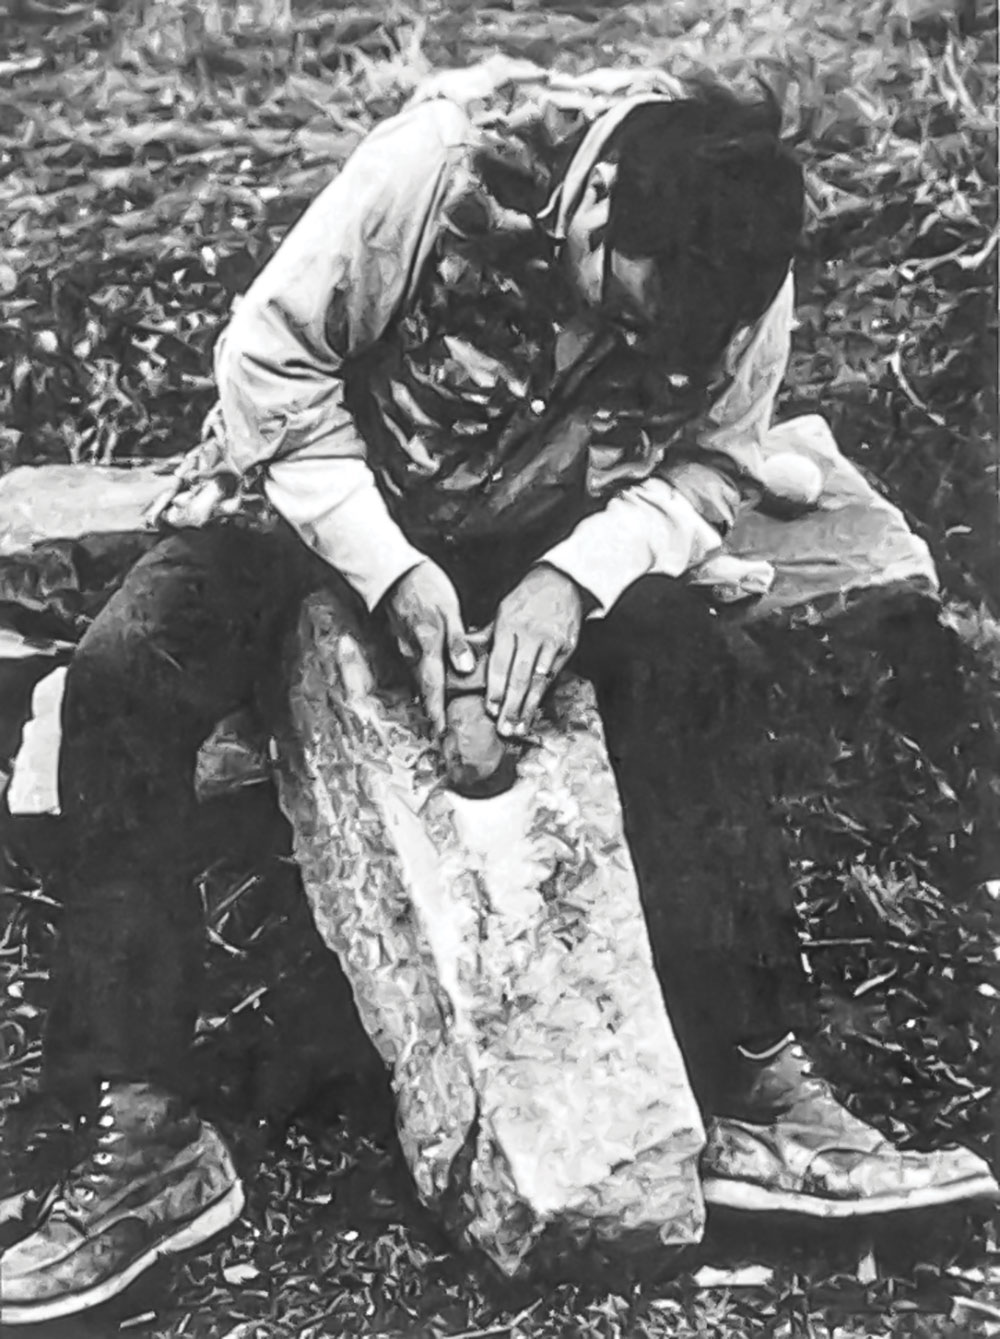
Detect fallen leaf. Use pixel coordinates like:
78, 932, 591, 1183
221, 1262, 261, 1285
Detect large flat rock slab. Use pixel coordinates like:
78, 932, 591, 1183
0, 463, 169, 556
731, 415, 938, 622
0, 419, 939, 816
0, 416, 937, 625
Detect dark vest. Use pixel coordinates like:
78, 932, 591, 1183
343, 166, 717, 624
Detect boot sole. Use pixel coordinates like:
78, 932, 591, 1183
0, 1180, 245, 1326
0, 1188, 35, 1229
703, 1171, 1000, 1218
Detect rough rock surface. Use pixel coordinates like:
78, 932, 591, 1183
0, 463, 168, 557
273, 591, 706, 1278
726, 415, 938, 621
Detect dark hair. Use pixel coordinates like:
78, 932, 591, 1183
606, 85, 804, 378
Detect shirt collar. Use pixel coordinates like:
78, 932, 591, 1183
538, 95, 673, 242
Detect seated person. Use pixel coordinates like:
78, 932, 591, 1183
3, 67, 995, 1327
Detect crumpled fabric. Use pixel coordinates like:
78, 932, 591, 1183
273, 590, 706, 1277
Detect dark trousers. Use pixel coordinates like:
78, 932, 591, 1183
51, 522, 809, 1115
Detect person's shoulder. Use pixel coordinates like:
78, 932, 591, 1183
407, 60, 683, 132
375, 96, 474, 151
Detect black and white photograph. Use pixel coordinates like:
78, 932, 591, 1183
0, 1, 997, 1335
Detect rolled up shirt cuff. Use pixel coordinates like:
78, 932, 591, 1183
265, 457, 426, 610
540, 479, 723, 617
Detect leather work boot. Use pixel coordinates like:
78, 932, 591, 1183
702, 1041, 1000, 1217
0, 1081, 244, 1326
0, 1090, 93, 1250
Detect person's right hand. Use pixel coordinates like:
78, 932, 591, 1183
384, 561, 474, 737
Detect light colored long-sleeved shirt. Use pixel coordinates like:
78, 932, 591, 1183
211, 67, 794, 615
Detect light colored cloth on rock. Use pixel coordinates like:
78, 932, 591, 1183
7, 667, 66, 816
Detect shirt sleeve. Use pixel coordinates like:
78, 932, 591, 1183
213, 100, 470, 606
540, 479, 723, 617
263, 460, 426, 611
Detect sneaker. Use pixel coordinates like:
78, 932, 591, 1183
0, 1081, 245, 1326
701, 1041, 1000, 1218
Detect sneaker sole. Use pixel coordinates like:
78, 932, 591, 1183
703, 1171, 1000, 1219
0, 1180, 245, 1327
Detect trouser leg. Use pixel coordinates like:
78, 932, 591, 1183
49, 522, 323, 1098
843, 597, 997, 881
579, 577, 807, 1112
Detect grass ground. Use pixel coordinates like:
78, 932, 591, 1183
0, 0, 998, 1335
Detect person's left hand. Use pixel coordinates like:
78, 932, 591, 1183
486, 564, 586, 738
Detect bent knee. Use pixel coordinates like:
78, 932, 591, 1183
601, 577, 720, 651
62, 621, 158, 732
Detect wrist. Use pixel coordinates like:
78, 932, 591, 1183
532, 562, 598, 616
380, 558, 433, 610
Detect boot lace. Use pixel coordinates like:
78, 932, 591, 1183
48, 1084, 127, 1229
